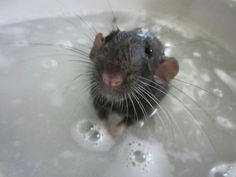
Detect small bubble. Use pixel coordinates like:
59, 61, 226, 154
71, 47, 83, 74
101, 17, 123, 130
209, 162, 236, 177
134, 150, 147, 163
201, 73, 211, 82
56, 40, 73, 49
216, 116, 235, 130
132, 161, 136, 166
193, 52, 201, 58
40, 59, 58, 69
78, 121, 94, 134
213, 88, 223, 97
88, 130, 101, 142
207, 50, 215, 57
77, 38, 89, 45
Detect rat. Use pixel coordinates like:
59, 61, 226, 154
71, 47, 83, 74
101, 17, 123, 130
89, 27, 179, 137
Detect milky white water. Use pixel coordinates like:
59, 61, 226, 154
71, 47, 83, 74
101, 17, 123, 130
0, 12, 236, 177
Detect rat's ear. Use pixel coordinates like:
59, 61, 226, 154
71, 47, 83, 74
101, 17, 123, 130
154, 56, 179, 83
89, 33, 103, 60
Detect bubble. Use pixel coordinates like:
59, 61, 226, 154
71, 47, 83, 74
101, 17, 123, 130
77, 38, 89, 45
71, 120, 114, 152
55, 40, 73, 49
213, 88, 223, 97
207, 50, 215, 57
134, 150, 147, 163
103, 134, 173, 177
77, 121, 94, 134
88, 130, 101, 142
193, 52, 201, 58
216, 116, 236, 130
201, 73, 211, 82
209, 162, 236, 177
40, 59, 58, 69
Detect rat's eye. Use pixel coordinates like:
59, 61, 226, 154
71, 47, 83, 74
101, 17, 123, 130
145, 45, 153, 58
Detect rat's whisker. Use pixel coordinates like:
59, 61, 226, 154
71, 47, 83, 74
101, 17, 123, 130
54, 0, 97, 38
170, 83, 215, 122
131, 88, 148, 122
137, 79, 186, 145
127, 92, 138, 123
133, 84, 171, 141
140, 77, 215, 151
63, 72, 94, 95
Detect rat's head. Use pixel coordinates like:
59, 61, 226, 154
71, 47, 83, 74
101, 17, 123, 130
89, 28, 179, 101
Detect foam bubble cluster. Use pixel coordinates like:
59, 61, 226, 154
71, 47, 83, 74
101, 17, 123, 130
209, 161, 236, 177
71, 120, 114, 152
103, 134, 173, 177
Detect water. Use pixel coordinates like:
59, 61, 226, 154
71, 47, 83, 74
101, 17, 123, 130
0, 11, 236, 177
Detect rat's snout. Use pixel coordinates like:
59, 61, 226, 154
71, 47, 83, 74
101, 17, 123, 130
102, 71, 123, 87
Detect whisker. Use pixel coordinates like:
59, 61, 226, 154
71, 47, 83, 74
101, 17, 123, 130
131, 87, 148, 121
55, 0, 97, 37
62, 72, 93, 95
139, 77, 215, 151
133, 84, 171, 141
127, 92, 138, 123
170, 83, 215, 122
105, 0, 119, 30
137, 80, 186, 145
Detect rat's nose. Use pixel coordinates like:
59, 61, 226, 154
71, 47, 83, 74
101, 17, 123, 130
102, 71, 123, 87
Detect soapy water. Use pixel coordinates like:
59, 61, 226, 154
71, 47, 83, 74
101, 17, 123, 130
71, 119, 114, 152
209, 161, 236, 177
0, 11, 236, 177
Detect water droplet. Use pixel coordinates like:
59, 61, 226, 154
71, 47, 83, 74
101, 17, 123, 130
134, 150, 147, 163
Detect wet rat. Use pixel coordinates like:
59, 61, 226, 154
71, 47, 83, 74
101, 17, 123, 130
89, 27, 179, 137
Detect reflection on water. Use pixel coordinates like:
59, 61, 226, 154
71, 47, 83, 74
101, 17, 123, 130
0, 12, 236, 177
